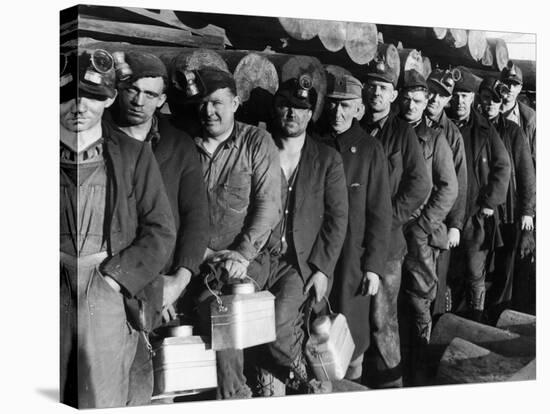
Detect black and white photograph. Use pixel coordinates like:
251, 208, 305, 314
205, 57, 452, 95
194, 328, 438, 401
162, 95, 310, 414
2, 0, 547, 413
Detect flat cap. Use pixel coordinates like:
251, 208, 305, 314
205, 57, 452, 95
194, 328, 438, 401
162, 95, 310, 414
123, 51, 168, 85
326, 73, 363, 100
427, 68, 458, 97
402, 69, 428, 91
453, 66, 478, 93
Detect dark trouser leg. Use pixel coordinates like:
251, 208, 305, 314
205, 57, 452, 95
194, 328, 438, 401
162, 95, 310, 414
464, 249, 489, 320
403, 227, 439, 342
265, 260, 307, 369
366, 258, 403, 388
77, 265, 139, 408
127, 334, 153, 406
433, 249, 452, 317
60, 264, 77, 407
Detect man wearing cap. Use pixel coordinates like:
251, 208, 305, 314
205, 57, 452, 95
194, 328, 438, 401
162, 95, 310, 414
478, 77, 535, 319
425, 68, 468, 317
316, 73, 392, 384
189, 67, 281, 399
398, 69, 458, 378
500, 60, 536, 167
359, 59, 431, 388
254, 76, 348, 396
60, 51, 175, 408
448, 67, 510, 322
105, 51, 209, 405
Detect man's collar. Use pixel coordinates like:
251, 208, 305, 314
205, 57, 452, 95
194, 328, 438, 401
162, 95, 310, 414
195, 122, 239, 151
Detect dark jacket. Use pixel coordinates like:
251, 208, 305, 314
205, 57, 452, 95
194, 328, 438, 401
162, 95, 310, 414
272, 136, 348, 281
155, 115, 209, 275
99, 122, 176, 331
410, 119, 458, 249
427, 111, 468, 231
456, 109, 511, 250
361, 112, 431, 260
517, 101, 536, 168
492, 114, 536, 222
318, 120, 393, 358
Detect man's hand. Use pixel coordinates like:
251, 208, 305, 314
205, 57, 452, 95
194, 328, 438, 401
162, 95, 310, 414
359, 271, 380, 296
161, 268, 192, 322
521, 215, 534, 231
304, 271, 328, 303
222, 258, 249, 280
208, 250, 249, 280
104, 275, 122, 293
448, 227, 461, 248
480, 207, 494, 217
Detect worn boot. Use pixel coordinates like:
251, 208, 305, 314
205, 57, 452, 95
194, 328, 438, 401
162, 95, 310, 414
468, 287, 486, 323
287, 354, 332, 394
254, 368, 286, 397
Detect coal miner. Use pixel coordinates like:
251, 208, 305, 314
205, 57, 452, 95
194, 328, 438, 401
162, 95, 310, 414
359, 59, 431, 388
188, 67, 282, 399
105, 51, 209, 404
478, 76, 535, 320
425, 68, 468, 316
59, 50, 175, 408
397, 69, 458, 381
447, 67, 510, 322
316, 73, 392, 384
254, 76, 348, 396
500, 60, 536, 168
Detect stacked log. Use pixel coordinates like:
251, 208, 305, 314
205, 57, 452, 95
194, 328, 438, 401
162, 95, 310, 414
344, 22, 378, 65
445, 28, 468, 48
397, 48, 423, 86
467, 30, 488, 61
487, 38, 510, 71
377, 43, 401, 81
421, 56, 432, 79
318, 20, 347, 52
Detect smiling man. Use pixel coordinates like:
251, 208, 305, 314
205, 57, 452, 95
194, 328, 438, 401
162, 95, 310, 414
448, 67, 511, 322
188, 67, 281, 399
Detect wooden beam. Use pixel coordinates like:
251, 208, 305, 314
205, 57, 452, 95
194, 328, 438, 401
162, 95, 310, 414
77, 15, 225, 49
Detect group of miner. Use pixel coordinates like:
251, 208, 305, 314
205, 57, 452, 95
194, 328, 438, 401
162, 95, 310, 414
60, 47, 535, 408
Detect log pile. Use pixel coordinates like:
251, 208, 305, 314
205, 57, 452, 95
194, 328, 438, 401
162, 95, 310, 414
430, 312, 536, 385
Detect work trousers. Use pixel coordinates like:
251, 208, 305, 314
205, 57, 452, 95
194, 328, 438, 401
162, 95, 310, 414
403, 223, 440, 340
60, 257, 139, 409
196, 253, 307, 399
365, 258, 404, 388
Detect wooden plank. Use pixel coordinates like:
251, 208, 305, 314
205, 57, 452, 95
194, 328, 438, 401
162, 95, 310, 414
332, 379, 369, 392
507, 359, 536, 381
430, 313, 535, 359
436, 338, 528, 385
496, 310, 536, 337
122, 7, 231, 46
77, 16, 224, 48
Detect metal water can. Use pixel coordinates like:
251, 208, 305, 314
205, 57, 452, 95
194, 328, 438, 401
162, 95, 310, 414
305, 312, 355, 381
210, 282, 276, 350
152, 325, 217, 399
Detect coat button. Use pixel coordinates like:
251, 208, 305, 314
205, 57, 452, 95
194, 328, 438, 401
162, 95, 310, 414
350, 146, 357, 153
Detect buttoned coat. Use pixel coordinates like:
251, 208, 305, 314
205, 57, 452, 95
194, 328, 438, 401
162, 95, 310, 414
318, 120, 393, 358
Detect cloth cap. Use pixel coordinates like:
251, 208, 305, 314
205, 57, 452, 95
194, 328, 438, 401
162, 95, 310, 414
274, 76, 318, 110
326, 73, 363, 100
500, 60, 523, 85
365, 59, 398, 88
402, 69, 428, 91
60, 51, 116, 103
427, 68, 456, 97
124, 51, 168, 86
453, 66, 478, 93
